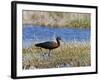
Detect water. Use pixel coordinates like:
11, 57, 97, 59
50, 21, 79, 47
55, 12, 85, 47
23, 25, 90, 48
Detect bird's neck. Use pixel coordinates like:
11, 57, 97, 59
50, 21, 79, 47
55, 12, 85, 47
56, 39, 60, 46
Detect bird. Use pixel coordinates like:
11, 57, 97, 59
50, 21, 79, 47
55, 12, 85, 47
35, 37, 61, 56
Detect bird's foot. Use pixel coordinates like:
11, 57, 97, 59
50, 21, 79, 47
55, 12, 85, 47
42, 53, 51, 60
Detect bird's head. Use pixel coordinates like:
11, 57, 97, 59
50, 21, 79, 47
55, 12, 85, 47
56, 37, 61, 41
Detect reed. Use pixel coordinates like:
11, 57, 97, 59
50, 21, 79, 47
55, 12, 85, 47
22, 42, 91, 69
23, 11, 91, 29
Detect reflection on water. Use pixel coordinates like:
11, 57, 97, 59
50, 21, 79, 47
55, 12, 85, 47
23, 25, 90, 48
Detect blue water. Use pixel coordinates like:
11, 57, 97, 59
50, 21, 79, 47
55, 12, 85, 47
23, 25, 90, 48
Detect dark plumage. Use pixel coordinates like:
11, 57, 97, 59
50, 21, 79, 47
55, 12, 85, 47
35, 37, 61, 56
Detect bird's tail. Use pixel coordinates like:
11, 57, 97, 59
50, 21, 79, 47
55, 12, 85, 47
35, 44, 39, 47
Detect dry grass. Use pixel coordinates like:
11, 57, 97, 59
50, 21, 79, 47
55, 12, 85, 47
23, 11, 90, 29
22, 42, 91, 69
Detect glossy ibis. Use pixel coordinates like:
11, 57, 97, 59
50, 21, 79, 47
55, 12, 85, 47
35, 37, 61, 56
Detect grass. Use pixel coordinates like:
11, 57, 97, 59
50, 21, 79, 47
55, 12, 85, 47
22, 42, 91, 69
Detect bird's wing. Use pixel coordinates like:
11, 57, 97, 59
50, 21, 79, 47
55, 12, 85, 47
35, 41, 56, 48
40, 41, 53, 46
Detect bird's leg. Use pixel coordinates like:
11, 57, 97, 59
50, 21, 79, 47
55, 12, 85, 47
39, 48, 46, 57
39, 48, 44, 55
39, 48, 43, 53
48, 50, 51, 57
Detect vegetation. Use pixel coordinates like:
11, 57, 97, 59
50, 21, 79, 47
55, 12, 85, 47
22, 42, 91, 69
23, 11, 91, 29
